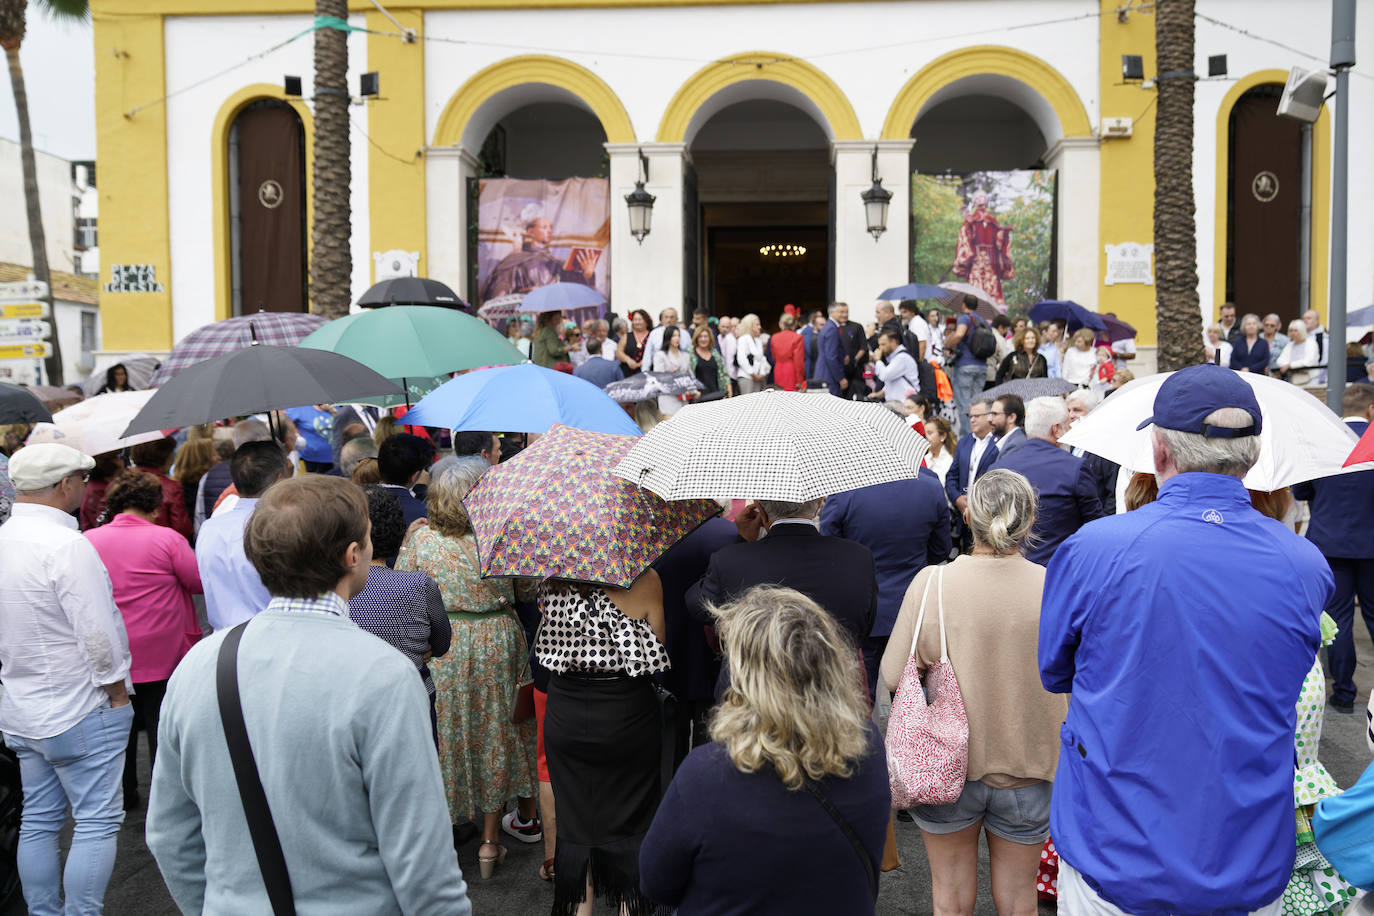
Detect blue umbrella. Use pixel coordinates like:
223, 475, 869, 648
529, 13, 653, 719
517, 283, 607, 313
877, 283, 949, 302
1346, 304, 1374, 326
402, 364, 641, 436
1029, 300, 1108, 333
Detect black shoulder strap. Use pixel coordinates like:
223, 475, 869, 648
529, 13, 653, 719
803, 780, 877, 900
217, 622, 296, 915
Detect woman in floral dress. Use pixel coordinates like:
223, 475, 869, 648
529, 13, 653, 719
396, 459, 539, 879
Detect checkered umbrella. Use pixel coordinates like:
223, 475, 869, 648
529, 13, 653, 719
612, 389, 930, 502
150, 312, 328, 385
982, 377, 1079, 403
464, 424, 721, 588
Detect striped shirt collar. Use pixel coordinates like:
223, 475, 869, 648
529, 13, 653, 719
266, 592, 351, 619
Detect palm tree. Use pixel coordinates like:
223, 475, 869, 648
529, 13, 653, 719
1152, 0, 1205, 370
1, 0, 84, 384
310, 0, 351, 319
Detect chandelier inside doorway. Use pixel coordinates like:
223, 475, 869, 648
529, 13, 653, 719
758, 243, 807, 258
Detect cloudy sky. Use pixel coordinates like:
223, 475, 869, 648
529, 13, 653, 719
0, 3, 95, 161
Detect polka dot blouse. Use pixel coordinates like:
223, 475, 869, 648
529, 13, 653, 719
534, 583, 669, 677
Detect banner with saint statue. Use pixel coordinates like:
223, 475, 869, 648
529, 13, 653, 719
476, 178, 610, 316
910, 171, 1056, 314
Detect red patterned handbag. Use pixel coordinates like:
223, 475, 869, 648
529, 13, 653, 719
885, 567, 969, 808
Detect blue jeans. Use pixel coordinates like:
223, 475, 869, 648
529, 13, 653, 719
952, 363, 986, 437
4, 701, 133, 916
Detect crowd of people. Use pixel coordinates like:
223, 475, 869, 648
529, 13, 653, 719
0, 304, 1371, 916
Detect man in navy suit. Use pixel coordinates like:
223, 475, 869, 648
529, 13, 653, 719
1292, 383, 1374, 713
995, 396, 1106, 565
817, 303, 849, 397
989, 393, 1028, 461
944, 397, 1000, 552
800, 310, 825, 381
821, 470, 951, 698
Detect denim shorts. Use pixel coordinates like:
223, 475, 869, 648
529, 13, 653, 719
911, 779, 1052, 844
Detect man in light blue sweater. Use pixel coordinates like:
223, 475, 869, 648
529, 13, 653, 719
147, 475, 471, 915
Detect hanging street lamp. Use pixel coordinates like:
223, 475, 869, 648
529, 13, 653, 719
625, 149, 656, 244
860, 145, 892, 242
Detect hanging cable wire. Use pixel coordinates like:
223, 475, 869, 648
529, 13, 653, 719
349, 114, 421, 164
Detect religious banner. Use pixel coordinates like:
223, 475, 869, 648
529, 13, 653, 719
476, 178, 610, 316
911, 170, 1056, 314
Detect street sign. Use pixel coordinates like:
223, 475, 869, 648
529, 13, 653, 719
0, 280, 48, 303
0, 319, 51, 339
0, 343, 50, 360
0, 302, 49, 319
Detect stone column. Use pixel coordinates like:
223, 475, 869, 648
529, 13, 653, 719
1044, 137, 1101, 307
424, 144, 479, 298
831, 139, 915, 326
606, 142, 687, 320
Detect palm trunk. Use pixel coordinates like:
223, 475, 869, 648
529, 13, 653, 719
1152, 0, 1204, 371
4, 39, 65, 384
310, 0, 352, 319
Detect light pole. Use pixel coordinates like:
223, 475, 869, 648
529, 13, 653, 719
1326, 0, 1354, 415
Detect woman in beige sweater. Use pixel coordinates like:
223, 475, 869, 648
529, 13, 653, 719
880, 468, 1068, 916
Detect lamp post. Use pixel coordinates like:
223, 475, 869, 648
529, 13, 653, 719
860, 146, 892, 241
625, 149, 656, 245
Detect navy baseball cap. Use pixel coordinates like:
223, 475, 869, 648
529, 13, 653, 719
1136, 364, 1263, 438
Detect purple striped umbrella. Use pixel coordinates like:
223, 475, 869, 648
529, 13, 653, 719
150, 311, 328, 385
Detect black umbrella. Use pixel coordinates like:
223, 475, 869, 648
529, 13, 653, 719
0, 382, 54, 424
121, 345, 403, 437
357, 277, 470, 312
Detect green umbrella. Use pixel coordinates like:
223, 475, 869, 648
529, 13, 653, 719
298, 305, 525, 405
349, 375, 448, 409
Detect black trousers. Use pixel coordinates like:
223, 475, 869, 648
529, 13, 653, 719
124, 679, 168, 795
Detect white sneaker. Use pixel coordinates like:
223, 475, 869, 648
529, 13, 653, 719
500, 810, 543, 844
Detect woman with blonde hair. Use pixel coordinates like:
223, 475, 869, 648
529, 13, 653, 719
171, 437, 218, 526
641, 586, 889, 915
734, 313, 770, 394
1061, 328, 1098, 388
881, 468, 1069, 916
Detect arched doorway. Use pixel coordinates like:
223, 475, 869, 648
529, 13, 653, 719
229, 99, 307, 314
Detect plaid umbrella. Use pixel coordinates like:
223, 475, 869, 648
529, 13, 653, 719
151, 312, 328, 385
981, 377, 1080, 402
603, 371, 704, 404
613, 389, 929, 502
464, 424, 720, 588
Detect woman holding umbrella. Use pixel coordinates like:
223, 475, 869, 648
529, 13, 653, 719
995, 327, 1049, 384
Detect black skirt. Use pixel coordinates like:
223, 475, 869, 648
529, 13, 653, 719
545, 672, 663, 916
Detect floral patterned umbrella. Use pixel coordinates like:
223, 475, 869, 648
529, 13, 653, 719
463, 424, 721, 588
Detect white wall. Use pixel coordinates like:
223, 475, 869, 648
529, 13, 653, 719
164, 14, 372, 343
0, 138, 76, 275
54, 299, 99, 384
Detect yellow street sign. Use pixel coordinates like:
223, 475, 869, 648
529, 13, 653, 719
0, 343, 50, 359
0, 302, 48, 319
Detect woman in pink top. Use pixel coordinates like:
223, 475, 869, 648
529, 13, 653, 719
85, 469, 203, 809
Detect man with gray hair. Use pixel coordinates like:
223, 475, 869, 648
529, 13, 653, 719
686, 496, 878, 696
1040, 364, 1332, 916
1064, 388, 1120, 515
338, 436, 379, 478
195, 418, 272, 534
993, 396, 1103, 565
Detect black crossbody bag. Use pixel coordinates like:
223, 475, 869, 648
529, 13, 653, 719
803, 780, 878, 901
216, 622, 295, 915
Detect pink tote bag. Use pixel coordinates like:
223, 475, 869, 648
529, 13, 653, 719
885, 566, 969, 808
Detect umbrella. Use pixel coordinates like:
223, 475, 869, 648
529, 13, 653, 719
603, 371, 705, 405
613, 389, 930, 502
1028, 300, 1108, 334
356, 277, 469, 311
1059, 370, 1369, 490
877, 283, 949, 302
46, 390, 165, 455
1345, 304, 1374, 326
82, 353, 160, 397
1345, 422, 1374, 468
349, 375, 450, 410
981, 377, 1080, 402
516, 283, 606, 313
122, 345, 402, 437
402, 364, 641, 436
1101, 313, 1138, 342
24, 386, 84, 411
477, 294, 526, 321
464, 424, 720, 588
0, 382, 52, 424
151, 311, 327, 385
936, 282, 1003, 321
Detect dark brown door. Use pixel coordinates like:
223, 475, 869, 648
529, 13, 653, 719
236, 101, 306, 312
1227, 86, 1302, 318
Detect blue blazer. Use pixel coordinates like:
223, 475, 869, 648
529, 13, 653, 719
1229, 337, 1270, 374
820, 469, 953, 637
993, 427, 1028, 461
944, 433, 1000, 507
1292, 420, 1374, 559
801, 324, 817, 380
995, 438, 1106, 565
817, 320, 847, 395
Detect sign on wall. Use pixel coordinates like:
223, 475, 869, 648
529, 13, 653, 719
104, 264, 165, 294
1103, 242, 1155, 286
911, 170, 1056, 313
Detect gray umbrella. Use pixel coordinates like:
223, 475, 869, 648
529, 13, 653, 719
603, 371, 704, 405
121, 345, 402, 437
982, 377, 1080, 402
0, 382, 53, 424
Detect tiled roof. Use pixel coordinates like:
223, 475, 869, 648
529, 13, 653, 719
0, 262, 99, 306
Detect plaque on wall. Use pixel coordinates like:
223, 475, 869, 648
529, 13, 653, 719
1104, 242, 1154, 286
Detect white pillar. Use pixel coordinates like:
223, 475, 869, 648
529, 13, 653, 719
831, 139, 914, 327
424, 145, 478, 297
1044, 137, 1101, 307
606, 142, 686, 318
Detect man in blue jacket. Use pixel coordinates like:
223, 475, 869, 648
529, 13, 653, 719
1040, 364, 1332, 916
944, 398, 999, 553
993, 396, 1104, 566
817, 303, 848, 397
820, 468, 951, 698
1292, 382, 1374, 713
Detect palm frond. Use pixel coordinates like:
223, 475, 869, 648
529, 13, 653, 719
36, 0, 89, 25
